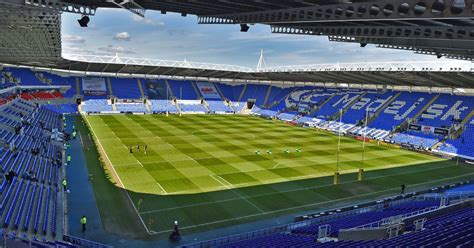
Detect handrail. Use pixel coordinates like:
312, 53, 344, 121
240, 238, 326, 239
62, 235, 113, 248
347, 206, 439, 230
181, 197, 416, 248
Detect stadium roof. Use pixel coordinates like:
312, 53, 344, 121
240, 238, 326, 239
1, 1, 474, 88
6, 53, 473, 89
61, 0, 474, 61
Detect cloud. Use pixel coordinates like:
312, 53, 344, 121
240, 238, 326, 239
98, 45, 135, 54
62, 35, 85, 43
132, 15, 165, 26
114, 32, 131, 41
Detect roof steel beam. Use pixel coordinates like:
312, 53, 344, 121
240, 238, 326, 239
327, 35, 474, 60
198, 0, 474, 24
271, 25, 474, 41
24, 0, 96, 15
105, 0, 145, 17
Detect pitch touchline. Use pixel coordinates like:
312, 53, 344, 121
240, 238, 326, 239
83, 116, 151, 234
156, 182, 167, 194
77, 132, 106, 230
210, 174, 265, 213
138, 164, 460, 215
144, 172, 474, 235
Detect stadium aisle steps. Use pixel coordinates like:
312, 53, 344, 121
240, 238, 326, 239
411, 94, 440, 121
262, 85, 272, 106
237, 84, 247, 102
164, 79, 176, 98
137, 79, 146, 99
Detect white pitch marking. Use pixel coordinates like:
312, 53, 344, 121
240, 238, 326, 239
210, 174, 264, 213
139, 164, 462, 214
142, 172, 474, 235
156, 182, 168, 195
83, 116, 151, 234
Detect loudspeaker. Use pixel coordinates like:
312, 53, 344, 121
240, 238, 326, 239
78, 16, 90, 27
240, 24, 250, 32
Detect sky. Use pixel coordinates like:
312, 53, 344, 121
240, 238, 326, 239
61, 8, 438, 69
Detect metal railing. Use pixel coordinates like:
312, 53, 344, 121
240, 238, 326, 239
62, 235, 113, 248
182, 197, 415, 248
347, 205, 439, 230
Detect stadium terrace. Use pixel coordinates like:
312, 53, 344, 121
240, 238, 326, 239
1, 1, 474, 247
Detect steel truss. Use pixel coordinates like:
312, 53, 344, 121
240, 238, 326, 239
197, 0, 474, 60
198, 0, 473, 24
0, 3, 62, 62
271, 25, 474, 41
105, 0, 145, 17
62, 54, 254, 72
23, 0, 96, 15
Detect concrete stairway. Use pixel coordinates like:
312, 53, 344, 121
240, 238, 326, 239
331, 92, 367, 121
237, 84, 247, 102
309, 93, 336, 116
394, 94, 439, 133
367, 91, 402, 125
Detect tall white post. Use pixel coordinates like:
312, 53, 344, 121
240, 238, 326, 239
361, 107, 368, 168
336, 108, 343, 173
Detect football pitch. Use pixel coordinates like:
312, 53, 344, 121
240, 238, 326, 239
80, 114, 474, 237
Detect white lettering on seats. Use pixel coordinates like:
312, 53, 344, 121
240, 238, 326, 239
441, 101, 468, 121
351, 98, 370, 110
333, 94, 360, 109
422, 104, 447, 119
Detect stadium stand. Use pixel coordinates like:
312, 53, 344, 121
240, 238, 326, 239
0, 98, 64, 243
206, 100, 233, 113
48, 74, 77, 98
438, 118, 474, 157
43, 104, 78, 115
187, 190, 473, 248
312, 90, 362, 119
5, 67, 474, 160
81, 99, 113, 113
149, 100, 179, 113
3, 65, 474, 247
390, 131, 441, 149
169, 80, 199, 100
217, 84, 245, 102
110, 78, 142, 99
341, 91, 395, 125
4, 68, 43, 86
369, 92, 430, 131
178, 101, 207, 113
115, 103, 148, 113
419, 94, 474, 129
239, 84, 269, 105
265, 86, 293, 110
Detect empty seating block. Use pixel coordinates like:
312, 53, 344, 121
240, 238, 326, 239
110, 78, 142, 99
81, 100, 113, 113
0, 99, 63, 243
115, 103, 147, 113
207, 100, 233, 113
370, 92, 430, 130
342, 91, 395, 124
149, 100, 178, 113
419, 95, 474, 128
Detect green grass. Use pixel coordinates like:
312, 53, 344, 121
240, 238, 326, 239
84, 114, 442, 194
78, 114, 474, 239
